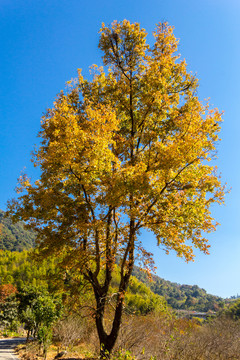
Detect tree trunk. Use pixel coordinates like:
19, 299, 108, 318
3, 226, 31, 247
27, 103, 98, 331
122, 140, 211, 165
93, 267, 133, 358
91, 220, 135, 358
96, 296, 124, 359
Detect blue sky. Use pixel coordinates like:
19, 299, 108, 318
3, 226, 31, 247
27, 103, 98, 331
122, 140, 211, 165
0, 0, 239, 298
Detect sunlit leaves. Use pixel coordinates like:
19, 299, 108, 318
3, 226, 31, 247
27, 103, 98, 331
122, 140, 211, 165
8, 19, 225, 294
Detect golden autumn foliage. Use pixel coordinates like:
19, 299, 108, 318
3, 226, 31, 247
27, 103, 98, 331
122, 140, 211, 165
7, 20, 225, 355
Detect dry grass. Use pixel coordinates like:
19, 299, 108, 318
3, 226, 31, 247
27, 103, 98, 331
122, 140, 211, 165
15, 341, 97, 360
15, 314, 240, 360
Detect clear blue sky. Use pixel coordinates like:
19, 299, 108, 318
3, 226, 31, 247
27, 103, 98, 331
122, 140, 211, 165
0, 0, 239, 298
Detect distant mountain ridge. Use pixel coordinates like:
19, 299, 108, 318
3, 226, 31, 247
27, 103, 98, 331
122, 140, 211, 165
132, 267, 225, 312
0, 210, 36, 251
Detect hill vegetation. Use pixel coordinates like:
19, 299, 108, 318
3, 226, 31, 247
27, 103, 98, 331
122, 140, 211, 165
0, 249, 240, 360
0, 249, 168, 316
0, 210, 225, 313
132, 267, 225, 312
0, 210, 36, 251
0, 219, 240, 359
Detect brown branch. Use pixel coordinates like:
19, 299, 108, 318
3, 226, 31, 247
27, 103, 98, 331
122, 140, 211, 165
69, 165, 96, 221
104, 207, 113, 288
94, 229, 101, 278
109, 34, 131, 82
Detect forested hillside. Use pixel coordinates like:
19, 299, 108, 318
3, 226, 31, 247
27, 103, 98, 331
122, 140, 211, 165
133, 267, 225, 312
0, 250, 168, 316
0, 207, 225, 312
0, 210, 36, 251
0, 224, 238, 360
1, 249, 239, 360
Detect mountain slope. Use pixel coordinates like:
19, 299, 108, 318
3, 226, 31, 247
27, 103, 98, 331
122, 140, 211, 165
0, 210, 36, 251
0, 210, 225, 311
132, 267, 225, 312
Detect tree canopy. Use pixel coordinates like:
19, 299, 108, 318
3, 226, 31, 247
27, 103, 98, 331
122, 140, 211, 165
7, 20, 225, 356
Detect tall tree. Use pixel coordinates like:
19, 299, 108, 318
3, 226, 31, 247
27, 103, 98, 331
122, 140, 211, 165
7, 20, 225, 357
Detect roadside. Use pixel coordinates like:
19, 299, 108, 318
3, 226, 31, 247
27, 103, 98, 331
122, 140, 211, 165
0, 338, 26, 360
